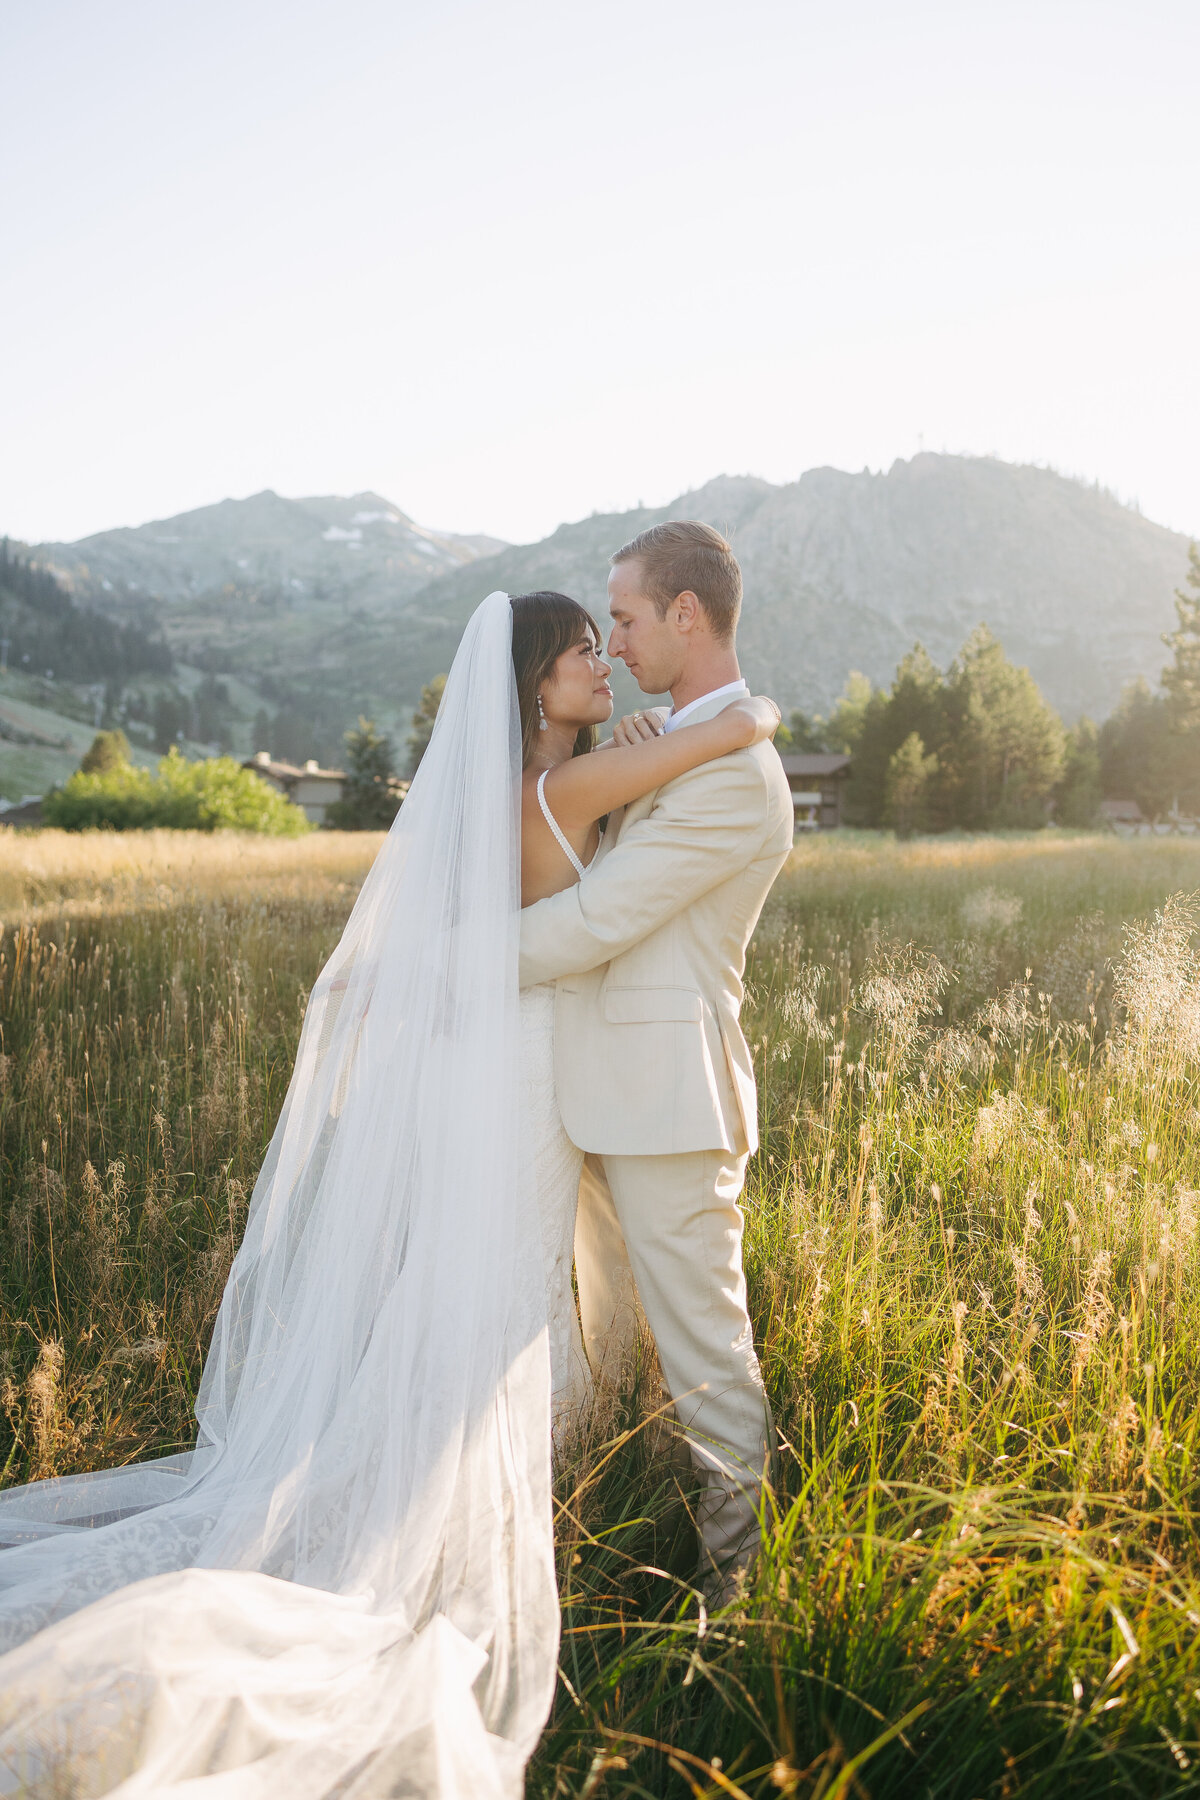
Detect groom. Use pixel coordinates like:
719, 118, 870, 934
518, 519, 794, 1593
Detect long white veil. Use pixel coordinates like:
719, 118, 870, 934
0, 592, 558, 1798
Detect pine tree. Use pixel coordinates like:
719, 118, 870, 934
1055, 718, 1102, 827
407, 676, 446, 774
327, 717, 401, 830
79, 729, 131, 776
785, 709, 828, 752
1162, 543, 1200, 731
1098, 679, 1184, 819
841, 687, 892, 825
884, 733, 938, 838
270, 705, 315, 766
251, 709, 272, 756
152, 692, 189, 752
825, 672, 873, 752
948, 627, 1065, 828
195, 674, 231, 749
841, 649, 943, 827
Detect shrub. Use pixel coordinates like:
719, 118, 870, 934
43, 751, 312, 835
78, 729, 132, 776
43, 760, 159, 831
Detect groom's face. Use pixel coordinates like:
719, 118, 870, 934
606, 559, 685, 695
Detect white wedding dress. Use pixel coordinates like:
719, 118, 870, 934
521, 770, 595, 1439
521, 984, 589, 1436
0, 594, 571, 1800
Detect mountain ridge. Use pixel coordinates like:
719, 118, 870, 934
401, 455, 1192, 720
36, 487, 505, 612
20, 455, 1196, 742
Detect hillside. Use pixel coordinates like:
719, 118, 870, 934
20, 457, 1195, 765
33, 492, 504, 757
402, 457, 1194, 721
0, 677, 161, 804
0, 544, 173, 801
39, 489, 503, 615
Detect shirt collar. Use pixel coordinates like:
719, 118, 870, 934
664, 678, 750, 733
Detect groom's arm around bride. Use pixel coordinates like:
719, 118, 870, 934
518, 520, 794, 1594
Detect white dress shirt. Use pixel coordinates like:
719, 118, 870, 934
662, 678, 750, 733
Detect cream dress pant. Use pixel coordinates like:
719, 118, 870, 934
575, 1148, 774, 1575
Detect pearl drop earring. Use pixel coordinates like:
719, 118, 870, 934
537, 693, 548, 730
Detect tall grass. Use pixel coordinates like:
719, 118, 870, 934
4, 827, 1200, 1795
0, 829, 382, 1476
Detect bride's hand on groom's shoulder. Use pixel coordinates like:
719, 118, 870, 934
610, 706, 671, 748
730, 696, 782, 747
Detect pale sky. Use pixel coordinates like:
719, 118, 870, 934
2, 0, 1197, 548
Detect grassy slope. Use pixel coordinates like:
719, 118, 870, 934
0, 674, 160, 801
3, 830, 1200, 1794
0, 682, 97, 801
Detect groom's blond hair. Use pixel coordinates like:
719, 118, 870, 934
611, 520, 742, 643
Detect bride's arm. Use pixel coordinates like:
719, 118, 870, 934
542, 697, 780, 832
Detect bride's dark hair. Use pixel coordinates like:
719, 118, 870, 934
510, 590, 603, 769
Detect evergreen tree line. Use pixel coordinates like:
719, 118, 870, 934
141, 675, 236, 753
787, 544, 1200, 834
0, 541, 173, 683
252, 674, 360, 770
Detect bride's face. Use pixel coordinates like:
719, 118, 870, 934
540, 631, 614, 730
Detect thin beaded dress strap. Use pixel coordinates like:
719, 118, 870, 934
536, 770, 587, 880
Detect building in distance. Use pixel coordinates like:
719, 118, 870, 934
778, 753, 852, 831
243, 752, 347, 827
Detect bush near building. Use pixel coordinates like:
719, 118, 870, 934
44, 747, 311, 835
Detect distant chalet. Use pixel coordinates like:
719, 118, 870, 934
244, 752, 346, 827
778, 753, 851, 830
1098, 798, 1145, 829
1099, 796, 1200, 838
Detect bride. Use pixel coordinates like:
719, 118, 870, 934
0, 589, 778, 1799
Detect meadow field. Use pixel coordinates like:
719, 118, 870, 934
4, 826, 1200, 1796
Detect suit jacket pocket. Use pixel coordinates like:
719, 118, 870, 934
603, 986, 704, 1024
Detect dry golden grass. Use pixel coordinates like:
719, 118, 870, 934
0, 825, 386, 920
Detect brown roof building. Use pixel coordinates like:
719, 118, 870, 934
778, 753, 852, 830
243, 753, 346, 826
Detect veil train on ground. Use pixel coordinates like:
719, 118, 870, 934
0, 591, 559, 1799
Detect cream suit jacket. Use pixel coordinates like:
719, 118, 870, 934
518, 691, 795, 1157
